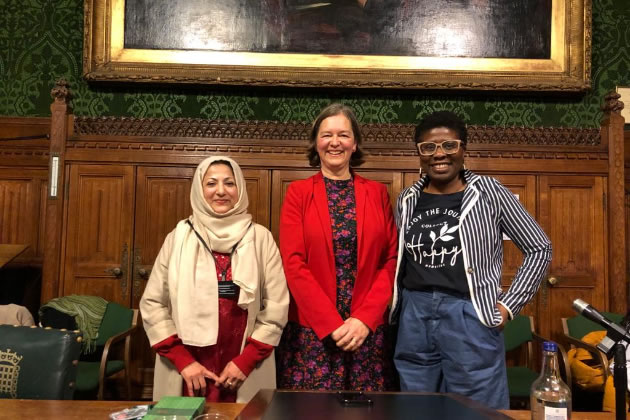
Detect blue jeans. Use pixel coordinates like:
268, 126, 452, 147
394, 288, 509, 410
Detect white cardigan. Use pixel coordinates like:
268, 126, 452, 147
140, 220, 289, 403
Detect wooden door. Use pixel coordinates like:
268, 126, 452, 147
354, 170, 403, 209
538, 175, 607, 342
270, 169, 318, 241
62, 165, 135, 305
242, 168, 271, 229
403, 171, 420, 189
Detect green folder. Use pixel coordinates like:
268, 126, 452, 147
143, 396, 206, 420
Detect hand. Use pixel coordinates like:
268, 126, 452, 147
331, 317, 370, 352
181, 361, 219, 397
217, 361, 247, 391
497, 303, 509, 330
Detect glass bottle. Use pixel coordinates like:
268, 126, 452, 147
530, 341, 571, 420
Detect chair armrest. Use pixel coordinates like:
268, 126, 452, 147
100, 325, 137, 360
531, 331, 546, 346
562, 333, 610, 384
531, 332, 573, 386
98, 325, 138, 389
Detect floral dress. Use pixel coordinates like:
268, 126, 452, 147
277, 176, 395, 391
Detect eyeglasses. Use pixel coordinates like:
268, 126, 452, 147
417, 139, 462, 156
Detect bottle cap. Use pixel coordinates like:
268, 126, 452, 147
543, 341, 557, 352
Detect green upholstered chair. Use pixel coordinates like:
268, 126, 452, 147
0, 325, 82, 399
562, 312, 623, 409
504, 315, 571, 408
74, 302, 138, 400
563, 312, 623, 386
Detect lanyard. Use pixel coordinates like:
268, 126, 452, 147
186, 220, 249, 296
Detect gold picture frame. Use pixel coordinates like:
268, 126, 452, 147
83, 0, 591, 91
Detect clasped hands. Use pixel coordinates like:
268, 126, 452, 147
180, 361, 246, 397
330, 317, 370, 352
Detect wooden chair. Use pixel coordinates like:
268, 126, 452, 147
75, 303, 138, 400
562, 312, 624, 384
562, 312, 623, 410
40, 300, 138, 400
504, 314, 571, 408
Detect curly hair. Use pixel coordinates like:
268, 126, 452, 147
414, 111, 468, 145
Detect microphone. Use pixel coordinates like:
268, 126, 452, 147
572, 299, 630, 348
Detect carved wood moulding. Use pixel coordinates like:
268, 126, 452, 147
85, 73, 593, 91
0, 148, 50, 159
602, 91, 624, 114
73, 116, 601, 146
64, 141, 608, 162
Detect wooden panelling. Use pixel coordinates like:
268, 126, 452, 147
0, 116, 50, 139
0, 168, 48, 262
0, 116, 50, 167
0, 117, 52, 321
538, 175, 607, 342
63, 165, 135, 304
403, 171, 421, 189
270, 169, 318, 241
354, 170, 403, 210
243, 169, 271, 229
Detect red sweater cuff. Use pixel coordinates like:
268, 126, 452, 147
231, 337, 274, 377
153, 334, 196, 373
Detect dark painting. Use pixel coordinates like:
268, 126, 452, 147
124, 0, 552, 59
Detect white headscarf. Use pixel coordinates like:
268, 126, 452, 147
189, 156, 252, 252
169, 156, 257, 346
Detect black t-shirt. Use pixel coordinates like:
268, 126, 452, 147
402, 190, 468, 294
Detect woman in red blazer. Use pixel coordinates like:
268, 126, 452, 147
277, 103, 398, 391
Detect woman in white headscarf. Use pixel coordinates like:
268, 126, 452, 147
140, 156, 289, 403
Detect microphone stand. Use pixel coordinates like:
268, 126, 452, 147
597, 330, 629, 420
613, 343, 627, 420
572, 300, 629, 419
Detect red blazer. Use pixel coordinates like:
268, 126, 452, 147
279, 172, 398, 340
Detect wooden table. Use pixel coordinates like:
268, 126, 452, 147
0, 399, 615, 419
0, 244, 28, 268
0, 400, 245, 419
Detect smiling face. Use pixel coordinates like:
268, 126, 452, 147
316, 113, 357, 179
202, 163, 238, 213
418, 126, 466, 193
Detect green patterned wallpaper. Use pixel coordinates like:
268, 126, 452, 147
1, 0, 629, 127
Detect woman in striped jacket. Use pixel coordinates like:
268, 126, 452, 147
390, 111, 552, 409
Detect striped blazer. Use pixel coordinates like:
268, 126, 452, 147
389, 169, 552, 328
